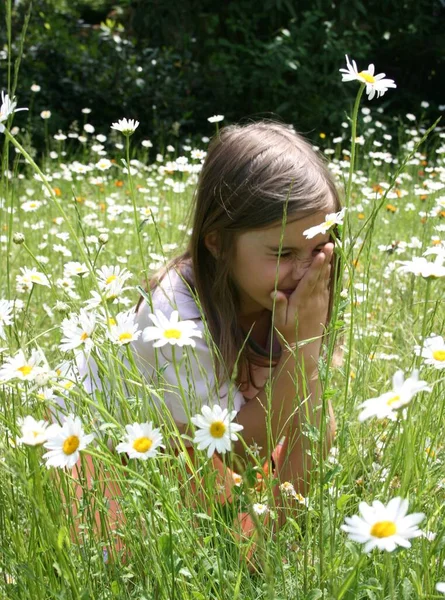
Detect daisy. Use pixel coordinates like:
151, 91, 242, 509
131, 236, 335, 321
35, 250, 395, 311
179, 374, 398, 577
63, 261, 89, 278
0, 348, 46, 383
303, 208, 346, 239
252, 503, 269, 515
59, 309, 96, 353
191, 404, 244, 458
96, 265, 132, 289
107, 311, 141, 345
436, 583, 445, 594
0, 91, 28, 133
414, 334, 445, 369
357, 370, 431, 422
339, 55, 397, 101
95, 158, 112, 171
16, 267, 50, 288
341, 497, 424, 552
110, 118, 139, 135
115, 422, 164, 459
207, 115, 224, 123
0, 299, 13, 340
43, 414, 95, 469
17, 415, 49, 446
397, 256, 445, 278
142, 309, 202, 348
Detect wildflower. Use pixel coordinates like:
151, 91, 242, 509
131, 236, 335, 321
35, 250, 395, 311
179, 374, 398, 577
64, 261, 89, 278
339, 55, 397, 101
96, 158, 112, 171
116, 422, 164, 459
40, 110, 51, 119
414, 334, 445, 369
107, 311, 141, 345
43, 414, 94, 469
17, 415, 49, 446
12, 232, 25, 244
0, 299, 13, 340
303, 208, 346, 239
0, 348, 46, 383
59, 309, 96, 353
0, 91, 28, 133
207, 115, 224, 123
252, 503, 269, 515
436, 583, 445, 594
396, 255, 445, 278
357, 370, 431, 422
142, 309, 202, 348
110, 118, 139, 135
16, 267, 50, 288
191, 404, 244, 458
341, 497, 424, 552
30, 84, 41, 92
96, 265, 132, 289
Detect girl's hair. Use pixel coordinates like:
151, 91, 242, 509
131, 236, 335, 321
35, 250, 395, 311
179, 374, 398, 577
148, 120, 342, 389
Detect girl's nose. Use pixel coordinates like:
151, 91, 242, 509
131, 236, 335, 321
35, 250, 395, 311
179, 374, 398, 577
291, 259, 310, 281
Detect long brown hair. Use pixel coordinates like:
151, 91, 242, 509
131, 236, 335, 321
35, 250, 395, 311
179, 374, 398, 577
147, 120, 342, 388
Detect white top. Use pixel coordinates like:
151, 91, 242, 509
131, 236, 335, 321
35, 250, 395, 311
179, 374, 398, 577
131, 269, 279, 426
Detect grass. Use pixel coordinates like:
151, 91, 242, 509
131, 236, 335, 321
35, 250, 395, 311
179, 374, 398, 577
0, 90, 444, 600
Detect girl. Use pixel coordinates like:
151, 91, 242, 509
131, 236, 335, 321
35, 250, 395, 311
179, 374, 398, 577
130, 120, 339, 543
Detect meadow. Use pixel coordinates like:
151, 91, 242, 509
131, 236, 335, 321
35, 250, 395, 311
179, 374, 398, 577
0, 78, 444, 600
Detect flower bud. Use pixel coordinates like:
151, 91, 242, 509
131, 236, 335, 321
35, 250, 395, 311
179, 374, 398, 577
98, 233, 109, 245
13, 232, 25, 245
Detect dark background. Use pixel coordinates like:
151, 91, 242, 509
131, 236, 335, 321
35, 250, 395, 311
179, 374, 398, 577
1, 0, 444, 150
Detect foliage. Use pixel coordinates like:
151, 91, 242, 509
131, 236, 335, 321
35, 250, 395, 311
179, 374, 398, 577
0, 0, 444, 149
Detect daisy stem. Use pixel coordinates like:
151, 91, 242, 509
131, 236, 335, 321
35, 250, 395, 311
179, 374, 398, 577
385, 552, 396, 599
345, 83, 365, 212
416, 278, 432, 369
125, 135, 149, 282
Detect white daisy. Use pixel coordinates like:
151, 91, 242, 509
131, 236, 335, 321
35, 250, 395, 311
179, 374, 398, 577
16, 267, 50, 288
191, 404, 244, 458
115, 422, 164, 459
43, 414, 95, 469
357, 370, 431, 422
142, 309, 202, 348
414, 334, 445, 369
17, 415, 49, 446
0, 299, 13, 340
303, 208, 346, 239
341, 497, 424, 552
339, 55, 397, 101
110, 118, 139, 135
252, 503, 269, 515
396, 255, 445, 278
436, 583, 445, 594
0, 91, 28, 133
96, 265, 132, 290
95, 158, 112, 171
207, 115, 224, 123
107, 311, 141, 345
0, 348, 46, 383
59, 309, 96, 353
63, 261, 89, 278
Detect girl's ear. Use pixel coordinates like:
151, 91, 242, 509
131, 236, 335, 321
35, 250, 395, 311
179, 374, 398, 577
204, 231, 220, 258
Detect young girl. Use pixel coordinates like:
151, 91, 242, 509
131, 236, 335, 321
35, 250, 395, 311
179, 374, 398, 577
130, 120, 339, 540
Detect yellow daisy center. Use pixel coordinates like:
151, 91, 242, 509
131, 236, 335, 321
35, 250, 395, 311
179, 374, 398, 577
63, 435, 80, 455
386, 394, 400, 407
325, 219, 335, 228
164, 328, 181, 339
119, 332, 132, 342
18, 365, 33, 376
432, 350, 445, 362
133, 436, 152, 453
359, 71, 376, 84
106, 275, 117, 284
210, 421, 226, 438
30, 275, 42, 283
370, 520, 396, 538
80, 332, 89, 341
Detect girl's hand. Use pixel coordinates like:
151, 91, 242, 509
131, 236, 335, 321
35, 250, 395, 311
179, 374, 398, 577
271, 242, 334, 353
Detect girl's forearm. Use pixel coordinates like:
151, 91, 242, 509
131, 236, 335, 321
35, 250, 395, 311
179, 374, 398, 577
233, 346, 333, 463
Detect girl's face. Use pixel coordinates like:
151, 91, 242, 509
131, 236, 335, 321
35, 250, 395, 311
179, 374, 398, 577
231, 210, 332, 318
